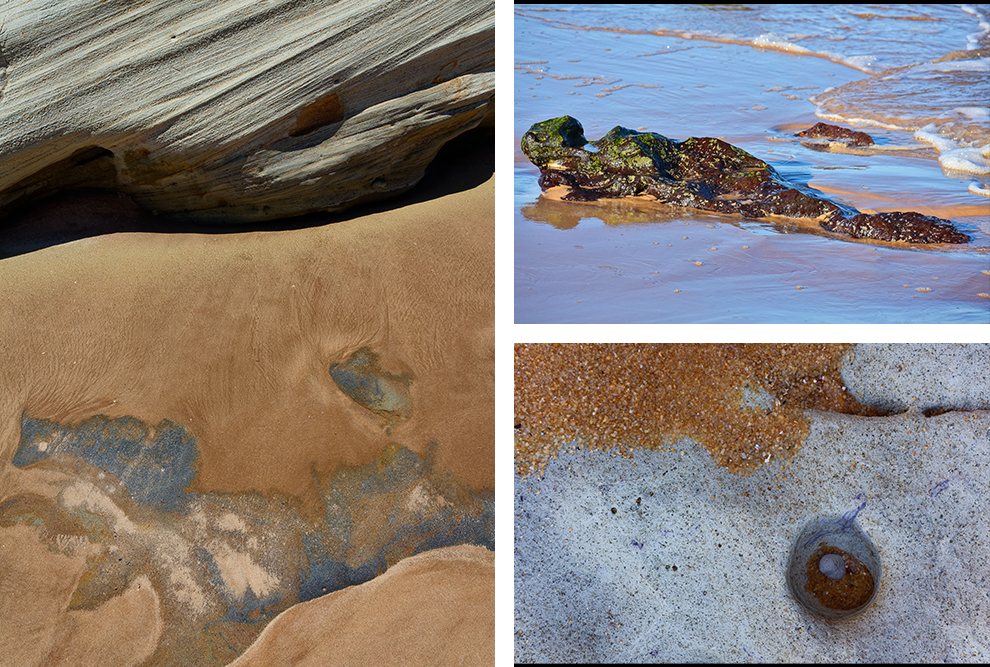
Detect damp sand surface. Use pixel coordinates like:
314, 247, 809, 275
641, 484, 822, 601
515, 5, 990, 323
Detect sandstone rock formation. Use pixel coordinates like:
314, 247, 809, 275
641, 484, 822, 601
0, 0, 494, 222
521, 116, 970, 244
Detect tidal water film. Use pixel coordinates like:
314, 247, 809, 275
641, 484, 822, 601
514, 4, 990, 323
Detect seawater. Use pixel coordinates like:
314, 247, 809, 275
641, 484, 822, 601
514, 4, 990, 323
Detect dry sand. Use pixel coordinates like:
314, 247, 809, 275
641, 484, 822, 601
0, 138, 494, 665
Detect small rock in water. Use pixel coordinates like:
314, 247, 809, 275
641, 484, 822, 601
796, 122, 875, 147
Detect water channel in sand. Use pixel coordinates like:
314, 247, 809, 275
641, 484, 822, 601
514, 5, 990, 323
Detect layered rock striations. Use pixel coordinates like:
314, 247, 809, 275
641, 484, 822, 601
521, 116, 970, 244
0, 0, 494, 222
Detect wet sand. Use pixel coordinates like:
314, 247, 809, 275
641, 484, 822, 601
0, 138, 494, 664
0, 183, 494, 502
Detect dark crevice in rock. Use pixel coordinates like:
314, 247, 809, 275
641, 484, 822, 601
1, 145, 118, 213
0, 125, 492, 259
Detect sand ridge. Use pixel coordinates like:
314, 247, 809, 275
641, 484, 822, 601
229, 544, 495, 667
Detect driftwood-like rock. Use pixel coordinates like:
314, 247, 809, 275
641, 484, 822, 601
797, 122, 875, 147
521, 116, 970, 244
0, 0, 494, 222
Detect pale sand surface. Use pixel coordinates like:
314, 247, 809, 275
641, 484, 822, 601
230, 545, 495, 667
514, 345, 990, 662
0, 147, 493, 665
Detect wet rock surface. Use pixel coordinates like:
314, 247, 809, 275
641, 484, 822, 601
796, 122, 875, 147
521, 116, 970, 244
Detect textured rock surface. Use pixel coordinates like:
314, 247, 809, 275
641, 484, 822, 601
797, 122, 875, 147
521, 116, 970, 244
515, 344, 990, 662
0, 0, 494, 222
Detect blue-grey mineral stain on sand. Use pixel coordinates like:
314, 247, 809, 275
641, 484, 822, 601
301, 441, 494, 601
329, 348, 412, 422
15, 413, 198, 511
8, 411, 493, 666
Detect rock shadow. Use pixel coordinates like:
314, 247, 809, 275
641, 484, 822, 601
0, 125, 493, 259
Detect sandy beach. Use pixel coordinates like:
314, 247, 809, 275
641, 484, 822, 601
0, 133, 494, 665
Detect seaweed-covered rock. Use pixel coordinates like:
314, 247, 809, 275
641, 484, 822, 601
521, 116, 969, 244
797, 122, 875, 147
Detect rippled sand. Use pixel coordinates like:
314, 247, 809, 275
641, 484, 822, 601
0, 142, 494, 665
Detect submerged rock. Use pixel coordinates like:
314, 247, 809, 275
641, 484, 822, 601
521, 116, 969, 244
0, 0, 494, 222
797, 122, 875, 147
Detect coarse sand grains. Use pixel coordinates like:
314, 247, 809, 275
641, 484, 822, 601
514, 344, 889, 476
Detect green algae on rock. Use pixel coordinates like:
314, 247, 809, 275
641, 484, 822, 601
520, 116, 970, 244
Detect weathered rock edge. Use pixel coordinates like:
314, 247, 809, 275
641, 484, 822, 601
0, 0, 494, 223
521, 116, 970, 244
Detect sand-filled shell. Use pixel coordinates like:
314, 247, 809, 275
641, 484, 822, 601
787, 515, 882, 619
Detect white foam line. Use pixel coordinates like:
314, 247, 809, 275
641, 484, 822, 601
968, 181, 990, 198
961, 5, 990, 48
813, 111, 911, 132
518, 9, 881, 74
916, 125, 990, 176
749, 33, 876, 73
641, 26, 879, 74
